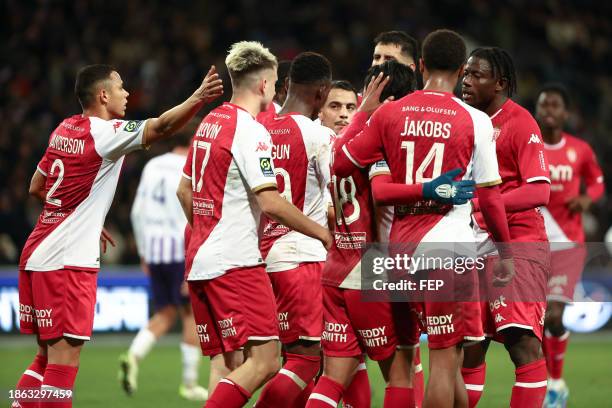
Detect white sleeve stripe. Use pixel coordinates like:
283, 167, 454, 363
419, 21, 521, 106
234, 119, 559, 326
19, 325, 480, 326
308, 393, 338, 407
514, 380, 548, 388
279, 368, 308, 390
37, 166, 48, 177
182, 173, 192, 180
368, 170, 391, 180
24, 369, 44, 381
342, 145, 365, 169
526, 176, 551, 183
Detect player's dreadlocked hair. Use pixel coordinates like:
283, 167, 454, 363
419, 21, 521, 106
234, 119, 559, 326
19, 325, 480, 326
289, 52, 332, 85
364, 60, 416, 102
469, 47, 518, 98
537, 83, 570, 108
225, 41, 277, 87
421, 29, 466, 73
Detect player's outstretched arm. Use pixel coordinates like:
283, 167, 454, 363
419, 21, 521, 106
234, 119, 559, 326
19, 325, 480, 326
28, 169, 46, 202
371, 168, 475, 206
472, 181, 549, 213
143, 65, 223, 146
176, 177, 193, 226
255, 189, 333, 250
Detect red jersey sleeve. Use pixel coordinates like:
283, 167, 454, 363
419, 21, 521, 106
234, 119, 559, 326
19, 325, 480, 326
182, 142, 194, 181
512, 119, 550, 184
341, 108, 386, 169
580, 142, 605, 201
36, 153, 50, 177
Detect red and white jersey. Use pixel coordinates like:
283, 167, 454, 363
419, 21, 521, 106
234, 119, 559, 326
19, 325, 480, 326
324, 144, 390, 289
259, 113, 332, 272
542, 133, 604, 243
183, 103, 278, 281
20, 115, 147, 271
342, 90, 501, 248
474, 99, 550, 242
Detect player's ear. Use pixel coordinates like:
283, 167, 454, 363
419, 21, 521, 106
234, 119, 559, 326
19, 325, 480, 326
419, 58, 425, 75
99, 87, 109, 105
496, 77, 507, 93
258, 77, 267, 97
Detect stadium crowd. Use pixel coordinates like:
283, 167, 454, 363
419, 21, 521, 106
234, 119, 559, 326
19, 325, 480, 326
1, 0, 610, 264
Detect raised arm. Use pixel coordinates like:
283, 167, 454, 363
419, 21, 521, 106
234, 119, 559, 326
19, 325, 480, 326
143, 66, 223, 146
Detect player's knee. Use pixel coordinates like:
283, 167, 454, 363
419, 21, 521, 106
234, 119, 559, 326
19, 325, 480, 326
544, 303, 565, 334
462, 341, 488, 368
505, 332, 540, 366
252, 355, 281, 382
158, 305, 178, 320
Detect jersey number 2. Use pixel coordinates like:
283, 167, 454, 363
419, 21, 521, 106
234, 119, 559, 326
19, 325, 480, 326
45, 159, 64, 207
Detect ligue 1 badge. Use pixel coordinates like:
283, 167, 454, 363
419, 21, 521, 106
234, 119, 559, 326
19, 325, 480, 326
567, 148, 577, 163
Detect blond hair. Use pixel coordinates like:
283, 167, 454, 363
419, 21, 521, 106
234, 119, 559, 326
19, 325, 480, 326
225, 41, 277, 87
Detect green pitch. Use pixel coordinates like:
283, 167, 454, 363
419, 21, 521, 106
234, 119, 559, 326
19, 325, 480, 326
1, 332, 610, 407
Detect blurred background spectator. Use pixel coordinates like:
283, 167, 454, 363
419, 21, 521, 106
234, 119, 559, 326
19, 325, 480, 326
1, 0, 610, 264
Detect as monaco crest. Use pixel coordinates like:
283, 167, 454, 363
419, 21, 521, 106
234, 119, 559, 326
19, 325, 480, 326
567, 148, 577, 163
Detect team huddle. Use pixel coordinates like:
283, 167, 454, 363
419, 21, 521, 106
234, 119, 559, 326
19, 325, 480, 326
13, 27, 604, 408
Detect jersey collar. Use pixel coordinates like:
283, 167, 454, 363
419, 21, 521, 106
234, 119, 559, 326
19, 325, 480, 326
544, 135, 567, 150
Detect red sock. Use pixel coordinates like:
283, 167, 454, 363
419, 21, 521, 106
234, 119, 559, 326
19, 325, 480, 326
257, 353, 320, 408
40, 364, 78, 408
205, 378, 251, 408
293, 379, 315, 408
305, 376, 344, 408
384, 386, 414, 408
510, 359, 547, 408
413, 348, 424, 408
543, 331, 569, 380
461, 363, 486, 408
343, 359, 370, 408
14, 354, 48, 408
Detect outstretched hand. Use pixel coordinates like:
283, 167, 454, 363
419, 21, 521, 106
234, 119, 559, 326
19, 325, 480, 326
358, 72, 392, 115
422, 168, 475, 205
195, 65, 224, 104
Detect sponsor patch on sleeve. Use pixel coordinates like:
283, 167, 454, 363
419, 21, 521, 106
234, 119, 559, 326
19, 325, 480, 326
259, 157, 274, 177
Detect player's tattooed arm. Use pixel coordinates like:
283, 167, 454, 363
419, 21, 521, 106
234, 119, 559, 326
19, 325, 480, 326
176, 177, 193, 226
28, 169, 46, 201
